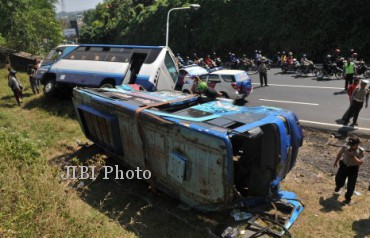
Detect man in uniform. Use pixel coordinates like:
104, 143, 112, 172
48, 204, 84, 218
334, 137, 365, 205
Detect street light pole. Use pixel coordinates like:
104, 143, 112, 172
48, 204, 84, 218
165, 4, 200, 48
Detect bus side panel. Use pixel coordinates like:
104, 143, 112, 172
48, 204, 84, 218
73, 91, 229, 208
53, 60, 127, 86
141, 120, 228, 206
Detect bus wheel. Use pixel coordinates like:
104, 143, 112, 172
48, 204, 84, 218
183, 90, 191, 94
100, 83, 114, 88
43, 79, 56, 97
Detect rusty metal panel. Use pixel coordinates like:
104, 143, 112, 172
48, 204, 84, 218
168, 152, 187, 183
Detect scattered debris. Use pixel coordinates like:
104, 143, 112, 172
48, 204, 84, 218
221, 226, 239, 238
230, 209, 253, 221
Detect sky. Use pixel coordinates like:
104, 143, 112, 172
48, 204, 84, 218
55, 0, 104, 12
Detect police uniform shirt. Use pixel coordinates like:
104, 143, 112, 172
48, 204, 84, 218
340, 144, 365, 166
352, 87, 369, 102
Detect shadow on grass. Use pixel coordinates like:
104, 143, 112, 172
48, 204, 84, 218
319, 194, 343, 212
352, 216, 370, 238
51, 145, 218, 238
22, 95, 77, 119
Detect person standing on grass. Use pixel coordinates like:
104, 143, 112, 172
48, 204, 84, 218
27, 59, 39, 94
7, 70, 23, 106
333, 137, 365, 205
342, 80, 369, 126
258, 57, 268, 87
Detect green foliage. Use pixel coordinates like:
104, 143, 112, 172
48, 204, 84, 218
78, 0, 370, 61
0, 0, 62, 54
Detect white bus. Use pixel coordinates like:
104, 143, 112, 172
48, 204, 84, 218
41, 44, 179, 96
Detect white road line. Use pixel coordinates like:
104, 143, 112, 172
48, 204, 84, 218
259, 99, 319, 106
359, 118, 370, 121
300, 120, 370, 131
252, 83, 343, 90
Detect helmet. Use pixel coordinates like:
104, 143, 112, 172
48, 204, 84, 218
302, 54, 307, 57
243, 54, 246, 57
197, 82, 208, 92
177, 53, 180, 56
352, 52, 358, 57
289, 52, 293, 56
258, 50, 261, 54
282, 51, 286, 54
335, 48, 341, 54
326, 54, 331, 58
350, 49, 354, 52
255, 50, 258, 53
10, 70, 17, 75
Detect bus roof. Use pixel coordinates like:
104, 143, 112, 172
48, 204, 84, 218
79, 44, 165, 49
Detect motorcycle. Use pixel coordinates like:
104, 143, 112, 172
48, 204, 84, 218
239, 58, 259, 74
355, 61, 370, 78
296, 61, 318, 76
316, 63, 343, 79
281, 58, 300, 73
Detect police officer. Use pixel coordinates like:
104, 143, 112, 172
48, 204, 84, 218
344, 57, 356, 91
334, 137, 365, 205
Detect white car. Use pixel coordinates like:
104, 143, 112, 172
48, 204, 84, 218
182, 69, 253, 99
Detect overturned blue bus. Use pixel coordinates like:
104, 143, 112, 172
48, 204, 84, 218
72, 86, 304, 229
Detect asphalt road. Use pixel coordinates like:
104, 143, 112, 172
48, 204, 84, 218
246, 68, 370, 135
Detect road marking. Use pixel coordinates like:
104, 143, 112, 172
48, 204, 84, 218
259, 99, 319, 106
359, 118, 370, 121
252, 83, 343, 90
300, 120, 370, 131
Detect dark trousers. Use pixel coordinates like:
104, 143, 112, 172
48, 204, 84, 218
343, 100, 363, 124
345, 74, 354, 90
335, 160, 359, 201
259, 72, 268, 86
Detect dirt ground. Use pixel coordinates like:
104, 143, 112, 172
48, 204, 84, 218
291, 128, 370, 187
56, 127, 370, 238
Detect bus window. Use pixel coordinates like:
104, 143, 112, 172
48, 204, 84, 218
164, 52, 178, 83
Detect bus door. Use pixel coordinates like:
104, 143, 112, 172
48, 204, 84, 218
124, 53, 147, 84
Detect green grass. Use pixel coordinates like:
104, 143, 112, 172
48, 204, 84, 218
0, 69, 130, 237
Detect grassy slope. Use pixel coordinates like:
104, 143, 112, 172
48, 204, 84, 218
0, 69, 131, 237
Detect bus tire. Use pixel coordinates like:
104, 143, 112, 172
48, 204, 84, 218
43, 79, 56, 97
100, 83, 114, 88
183, 90, 191, 94
221, 92, 229, 98
100, 79, 115, 88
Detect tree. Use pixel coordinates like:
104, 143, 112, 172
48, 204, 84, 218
0, 0, 62, 54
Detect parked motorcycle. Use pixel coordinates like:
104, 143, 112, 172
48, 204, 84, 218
355, 61, 370, 78
316, 63, 343, 79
